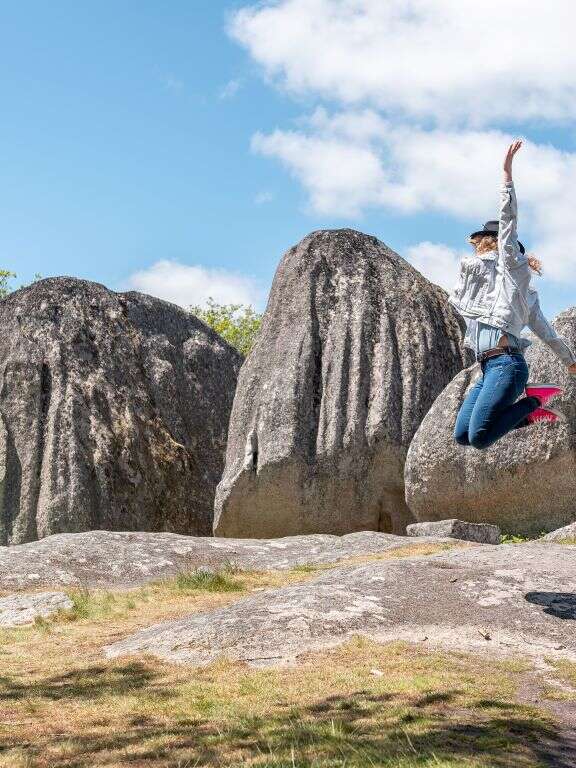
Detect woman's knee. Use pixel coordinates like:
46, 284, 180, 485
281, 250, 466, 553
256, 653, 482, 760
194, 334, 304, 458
468, 430, 491, 450
453, 427, 470, 446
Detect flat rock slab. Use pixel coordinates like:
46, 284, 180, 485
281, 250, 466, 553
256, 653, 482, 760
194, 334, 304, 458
105, 542, 576, 667
407, 519, 501, 545
0, 530, 461, 591
0, 592, 73, 627
543, 523, 576, 542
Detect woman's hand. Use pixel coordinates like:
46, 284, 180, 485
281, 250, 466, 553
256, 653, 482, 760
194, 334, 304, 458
568, 363, 576, 375
504, 139, 522, 183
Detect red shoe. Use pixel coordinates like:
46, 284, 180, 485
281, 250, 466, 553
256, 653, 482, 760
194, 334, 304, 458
525, 383, 563, 407
526, 406, 565, 424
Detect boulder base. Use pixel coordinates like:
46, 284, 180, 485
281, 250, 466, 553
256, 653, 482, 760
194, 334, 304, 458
407, 519, 501, 544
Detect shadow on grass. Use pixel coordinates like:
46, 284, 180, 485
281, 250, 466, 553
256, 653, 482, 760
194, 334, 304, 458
0, 674, 572, 767
0, 662, 173, 702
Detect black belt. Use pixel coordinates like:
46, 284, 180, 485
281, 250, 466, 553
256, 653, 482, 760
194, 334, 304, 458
477, 345, 522, 363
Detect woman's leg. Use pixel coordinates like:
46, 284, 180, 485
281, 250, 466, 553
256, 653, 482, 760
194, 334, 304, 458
468, 355, 538, 450
454, 376, 484, 445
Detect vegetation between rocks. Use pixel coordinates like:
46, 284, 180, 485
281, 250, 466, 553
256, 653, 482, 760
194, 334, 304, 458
0, 271, 16, 299
191, 298, 262, 356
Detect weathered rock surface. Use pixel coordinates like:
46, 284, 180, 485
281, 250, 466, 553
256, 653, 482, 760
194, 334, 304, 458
0, 278, 241, 544
407, 519, 501, 544
0, 591, 73, 627
405, 308, 576, 537
543, 522, 576, 542
214, 229, 468, 538
105, 542, 576, 667
0, 530, 459, 591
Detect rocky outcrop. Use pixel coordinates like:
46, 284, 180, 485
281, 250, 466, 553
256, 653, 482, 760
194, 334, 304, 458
0, 278, 241, 544
542, 522, 576, 542
0, 530, 459, 591
214, 229, 468, 537
105, 541, 576, 667
0, 592, 73, 627
405, 308, 576, 537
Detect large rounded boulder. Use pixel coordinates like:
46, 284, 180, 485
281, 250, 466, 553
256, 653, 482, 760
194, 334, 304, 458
405, 308, 576, 537
213, 229, 469, 537
0, 278, 241, 544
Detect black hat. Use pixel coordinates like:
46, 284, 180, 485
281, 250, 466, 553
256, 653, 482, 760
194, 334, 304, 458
469, 220, 525, 254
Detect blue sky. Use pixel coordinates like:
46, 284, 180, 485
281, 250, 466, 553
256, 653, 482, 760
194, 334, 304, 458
3, 1, 576, 317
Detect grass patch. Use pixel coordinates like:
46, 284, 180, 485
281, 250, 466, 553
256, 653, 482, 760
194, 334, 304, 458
0, 606, 559, 768
170, 569, 244, 594
290, 543, 463, 576
291, 564, 320, 574
500, 533, 530, 544
0, 555, 565, 767
501, 533, 576, 545
546, 659, 576, 699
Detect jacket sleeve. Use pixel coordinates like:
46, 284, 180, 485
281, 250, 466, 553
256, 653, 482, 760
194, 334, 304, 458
527, 294, 576, 365
498, 181, 527, 269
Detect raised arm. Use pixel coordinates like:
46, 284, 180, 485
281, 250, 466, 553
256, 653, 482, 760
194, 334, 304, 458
499, 140, 525, 269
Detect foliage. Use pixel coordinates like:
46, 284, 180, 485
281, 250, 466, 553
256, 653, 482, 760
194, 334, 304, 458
500, 532, 547, 544
191, 298, 262, 356
171, 567, 244, 594
500, 533, 530, 544
0, 270, 16, 298
0, 271, 42, 299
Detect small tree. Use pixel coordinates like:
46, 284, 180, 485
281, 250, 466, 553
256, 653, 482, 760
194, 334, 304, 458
0, 271, 16, 298
191, 298, 262, 357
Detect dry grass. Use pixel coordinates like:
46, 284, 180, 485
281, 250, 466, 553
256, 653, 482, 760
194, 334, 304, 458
289, 542, 464, 574
0, 555, 562, 768
545, 660, 576, 701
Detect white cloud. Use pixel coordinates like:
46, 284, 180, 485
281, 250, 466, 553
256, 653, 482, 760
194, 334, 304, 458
405, 242, 466, 291
219, 78, 242, 100
161, 74, 184, 92
231, 0, 576, 125
231, 1, 576, 288
127, 261, 265, 309
254, 190, 275, 205
252, 125, 386, 217
252, 111, 576, 280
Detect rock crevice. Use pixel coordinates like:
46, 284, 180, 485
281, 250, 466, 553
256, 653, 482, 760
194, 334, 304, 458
215, 229, 469, 537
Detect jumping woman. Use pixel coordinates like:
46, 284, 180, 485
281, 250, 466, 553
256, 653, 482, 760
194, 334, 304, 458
450, 140, 576, 450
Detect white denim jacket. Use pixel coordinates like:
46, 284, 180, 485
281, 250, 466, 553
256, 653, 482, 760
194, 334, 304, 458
450, 181, 575, 365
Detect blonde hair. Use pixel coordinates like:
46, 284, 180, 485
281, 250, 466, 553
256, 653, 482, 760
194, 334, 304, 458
468, 234, 497, 255
469, 234, 542, 275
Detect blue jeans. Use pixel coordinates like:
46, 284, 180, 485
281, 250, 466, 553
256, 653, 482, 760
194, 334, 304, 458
454, 353, 539, 450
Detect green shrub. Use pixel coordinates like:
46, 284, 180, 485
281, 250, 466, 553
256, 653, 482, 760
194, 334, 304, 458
191, 298, 262, 356
0, 270, 16, 298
